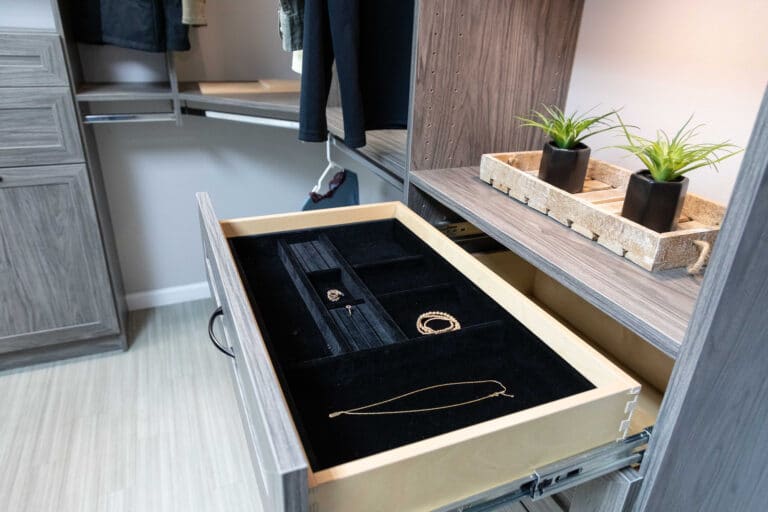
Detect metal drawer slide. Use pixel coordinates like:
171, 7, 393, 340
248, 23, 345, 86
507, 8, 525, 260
438, 428, 652, 512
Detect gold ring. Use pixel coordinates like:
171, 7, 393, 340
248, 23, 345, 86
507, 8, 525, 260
326, 289, 345, 302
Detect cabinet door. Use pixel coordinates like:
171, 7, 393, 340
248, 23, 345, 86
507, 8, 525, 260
0, 33, 69, 87
0, 88, 83, 167
0, 165, 119, 352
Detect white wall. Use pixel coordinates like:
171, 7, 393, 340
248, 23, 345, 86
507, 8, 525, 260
0, 0, 56, 30
94, 119, 399, 308
566, 0, 768, 204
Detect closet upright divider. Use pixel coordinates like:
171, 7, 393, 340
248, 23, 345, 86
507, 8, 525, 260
404, 0, 585, 218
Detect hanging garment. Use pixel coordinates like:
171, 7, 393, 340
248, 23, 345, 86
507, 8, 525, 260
182, 0, 207, 26
302, 170, 360, 211
299, 0, 414, 148
278, 0, 305, 52
76, 0, 190, 52
292, 50, 303, 74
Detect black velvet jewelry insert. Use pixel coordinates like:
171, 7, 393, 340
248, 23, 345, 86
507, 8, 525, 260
229, 219, 595, 471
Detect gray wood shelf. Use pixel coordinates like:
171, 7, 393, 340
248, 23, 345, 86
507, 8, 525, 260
410, 166, 702, 357
76, 82, 174, 102
326, 107, 407, 180
179, 81, 300, 121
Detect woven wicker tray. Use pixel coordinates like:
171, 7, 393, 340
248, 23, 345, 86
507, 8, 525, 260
479, 151, 725, 272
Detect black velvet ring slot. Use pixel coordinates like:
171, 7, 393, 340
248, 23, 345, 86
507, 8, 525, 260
229, 219, 596, 471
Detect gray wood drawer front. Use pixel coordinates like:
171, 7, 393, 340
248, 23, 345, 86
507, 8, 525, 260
0, 165, 119, 351
0, 33, 68, 87
198, 193, 308, 512
0, 87, 83, 167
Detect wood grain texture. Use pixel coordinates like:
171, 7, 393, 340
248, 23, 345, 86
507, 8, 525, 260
56, 16, 129, 353
410, 167, 701, 357
197, 193, 308, 512
0, 334, 124, 372
0, 165, 119, 355
0, 300, 264, 512
180, 81, 300, 121
76, 82, 174, 102
326, 107, 408, 179
475, 250, 670, 417
480, 152, 724, 272
633, 90, 768, 512
0, 87, 83, 167
409, 0, 584, 172
76, 125, 128, 350
561, 468, 642, 512
0, 32, 69, 87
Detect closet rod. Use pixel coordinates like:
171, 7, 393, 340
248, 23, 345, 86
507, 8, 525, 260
83, 113, 178, 124
182, 108, 300, 130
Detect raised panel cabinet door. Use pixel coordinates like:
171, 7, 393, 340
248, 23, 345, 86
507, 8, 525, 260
0, 32, 69, 87
0, 87, 83, 168
0, 165, 119, 353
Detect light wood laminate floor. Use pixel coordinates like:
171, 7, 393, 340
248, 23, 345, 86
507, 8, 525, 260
0, 300, 558, 512
0, 300, 262, 512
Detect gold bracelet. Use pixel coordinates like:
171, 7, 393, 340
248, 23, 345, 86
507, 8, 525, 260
416, 311, 461, 335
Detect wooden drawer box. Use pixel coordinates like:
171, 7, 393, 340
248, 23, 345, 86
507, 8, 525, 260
197, 195, 640, 512
0, 32, 68, 87
0, 87, 83, 168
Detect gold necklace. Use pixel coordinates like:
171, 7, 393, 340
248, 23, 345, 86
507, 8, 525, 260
329, 380, 515, 418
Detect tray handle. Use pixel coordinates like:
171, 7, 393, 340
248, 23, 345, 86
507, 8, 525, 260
687, 240, 712, 275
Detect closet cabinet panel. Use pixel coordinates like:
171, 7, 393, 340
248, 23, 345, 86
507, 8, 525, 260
0, 165, 119, 352
0, 87, 83, 167
409, 0, 583, 171
0, 33, 69, 87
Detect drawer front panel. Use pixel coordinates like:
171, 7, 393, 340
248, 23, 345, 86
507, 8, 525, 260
0, 165, 119, 350
0, 88, 83, 167
198, 193, 308, 512
0, 33, 68, 87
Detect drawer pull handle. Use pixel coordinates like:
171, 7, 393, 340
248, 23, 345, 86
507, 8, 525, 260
208, 307, 235, 358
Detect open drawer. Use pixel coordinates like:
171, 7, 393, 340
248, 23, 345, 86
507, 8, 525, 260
197, 195, 640, 512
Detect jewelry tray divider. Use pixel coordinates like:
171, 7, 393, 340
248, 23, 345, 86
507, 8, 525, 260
229, 219, 596, 472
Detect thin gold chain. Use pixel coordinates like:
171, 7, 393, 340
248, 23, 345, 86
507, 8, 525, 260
329, 379, 515, 418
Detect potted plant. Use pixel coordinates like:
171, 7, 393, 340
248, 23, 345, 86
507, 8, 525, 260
616, 115, 742, 232
518, 106, 620, 193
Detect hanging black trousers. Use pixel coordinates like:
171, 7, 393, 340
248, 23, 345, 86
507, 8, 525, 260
299, 0, 414, 148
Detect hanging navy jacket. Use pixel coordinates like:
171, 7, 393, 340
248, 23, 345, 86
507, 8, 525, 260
76, 0, 190, 53
299, 0, 414, 148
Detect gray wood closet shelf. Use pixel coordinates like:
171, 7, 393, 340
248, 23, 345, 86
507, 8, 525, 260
178, 81, 301, 121
410, 166, 701, 357
76, 82, 174, 102
326, 107, 408, 180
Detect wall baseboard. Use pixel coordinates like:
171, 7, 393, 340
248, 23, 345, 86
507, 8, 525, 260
125, 282, 211, 311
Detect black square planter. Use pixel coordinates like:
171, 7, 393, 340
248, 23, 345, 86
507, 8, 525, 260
621, 170, 689, 233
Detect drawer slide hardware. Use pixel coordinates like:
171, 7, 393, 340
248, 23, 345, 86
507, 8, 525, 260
441, 428, 652, 512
